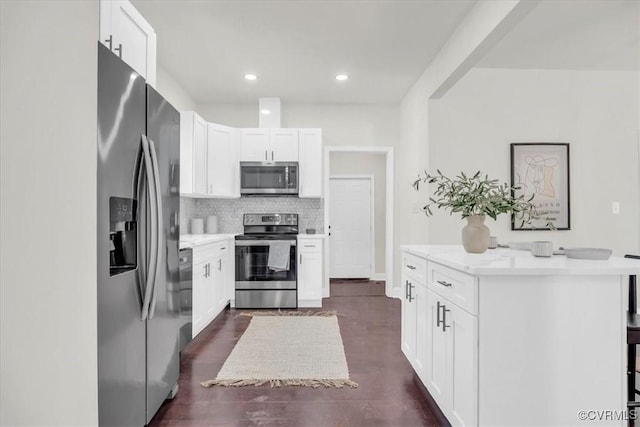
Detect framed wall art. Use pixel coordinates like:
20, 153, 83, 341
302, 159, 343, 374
510, 143, 570, 230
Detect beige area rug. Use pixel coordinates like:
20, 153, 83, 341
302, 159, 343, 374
201, 311, 358, 388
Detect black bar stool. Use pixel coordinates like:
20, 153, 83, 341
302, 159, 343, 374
626, 254, 640, 421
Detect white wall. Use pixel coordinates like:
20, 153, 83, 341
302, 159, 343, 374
0, 1, 99, 425
330, 153, 387, 275
395, 1, 527, 289
427, 68, 640, 255
197, 103, 400, 148
157, 65, 197, 111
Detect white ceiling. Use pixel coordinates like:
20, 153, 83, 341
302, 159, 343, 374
134, 0, 639, 105
133, 0, 476, 104
477, 0, 639, 70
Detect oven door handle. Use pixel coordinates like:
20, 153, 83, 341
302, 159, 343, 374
235, 240, 297, 246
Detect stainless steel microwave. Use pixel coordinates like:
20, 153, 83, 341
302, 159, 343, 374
240, 162, 299, 195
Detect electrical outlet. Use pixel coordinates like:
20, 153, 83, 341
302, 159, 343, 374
612, 202, 620, 215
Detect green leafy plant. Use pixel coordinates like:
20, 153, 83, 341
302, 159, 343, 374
412, 170, 553, 229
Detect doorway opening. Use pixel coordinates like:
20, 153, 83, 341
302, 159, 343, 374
323, 147, 394, 298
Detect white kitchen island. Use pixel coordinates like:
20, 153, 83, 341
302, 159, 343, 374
400, 245, 640, 427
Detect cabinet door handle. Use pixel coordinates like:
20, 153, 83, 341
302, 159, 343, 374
299, 254, 302, 264
437, 280, 452, 287
407, 264, 416, 270
436, 301, 443, 329
271, 151, 274, 161
203, 264, 207, 277
114, 43, 123, 59
265, 150, 268, 161
105, 35, 113, 50
405, 280, 409, 299
442, 305, 451, 331
218, 259, 222, 271
408, 283, 414, 302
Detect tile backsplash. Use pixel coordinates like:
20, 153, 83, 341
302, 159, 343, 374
180, 197, 324, 234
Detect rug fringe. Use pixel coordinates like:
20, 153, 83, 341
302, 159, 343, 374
201, 378, 358, 389
238, 310, 337, 318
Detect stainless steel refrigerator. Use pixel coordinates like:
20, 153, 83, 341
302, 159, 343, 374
97, 43, 181, 426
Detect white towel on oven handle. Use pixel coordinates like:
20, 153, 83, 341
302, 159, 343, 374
267, 241, 291, 272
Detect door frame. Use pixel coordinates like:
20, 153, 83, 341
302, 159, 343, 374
324, 146, 394, 298
328, 175, 375, 280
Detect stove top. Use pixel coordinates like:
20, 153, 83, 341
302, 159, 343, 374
239, 213, 299, 238
235, 234, 297, 241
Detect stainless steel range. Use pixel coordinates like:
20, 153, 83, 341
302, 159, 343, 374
235, 213, 298, 309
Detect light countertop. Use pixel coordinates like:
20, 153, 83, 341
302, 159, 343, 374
401, 245, 640, 276
180, 234, 237, 249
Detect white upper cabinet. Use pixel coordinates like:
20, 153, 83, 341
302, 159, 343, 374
99, 0, 157, 86
240, 129, 299, 162
240, 129, 270, 162
207, 124, 239, 198
298, 129, 322, 198
180, 111, 208, 196
270, 129, 299, 162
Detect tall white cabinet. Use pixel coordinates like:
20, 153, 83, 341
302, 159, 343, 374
180, 111, 208, 195
298, 129, 323, 198
99, 0, 156, 86
207, 124, 239, 198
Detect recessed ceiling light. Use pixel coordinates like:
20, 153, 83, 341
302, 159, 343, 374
244, 74, 258, 81
335, 74, 349, 81
260, 109, 271, 115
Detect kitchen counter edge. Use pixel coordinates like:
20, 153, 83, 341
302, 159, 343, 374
400, 245, 640, 276
180, 234, 237, 249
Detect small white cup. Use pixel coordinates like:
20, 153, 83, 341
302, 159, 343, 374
190, 218, 204, 234
488, 236, 498, 249
531, 241, 553, 257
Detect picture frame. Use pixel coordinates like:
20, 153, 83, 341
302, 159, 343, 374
510, 143, 570, 230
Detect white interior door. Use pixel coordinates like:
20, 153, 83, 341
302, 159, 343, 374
329, 177, 372, 278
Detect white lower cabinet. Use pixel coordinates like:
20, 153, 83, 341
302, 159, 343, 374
297, 236, 324, 307
191, 238, 234, 338
401, 252, 428, 379
426, 290, 478, 426
401, 248, 478, 426
192, 258, 212, 338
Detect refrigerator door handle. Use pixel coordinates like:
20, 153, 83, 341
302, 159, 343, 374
140, 134, 159, 321
147, 137, 164, 320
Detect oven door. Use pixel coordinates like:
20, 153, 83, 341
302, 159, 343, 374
240, 162, 298, 195
235, 240, 297, 288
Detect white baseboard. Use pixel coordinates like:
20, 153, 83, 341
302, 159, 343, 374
387, 287, 402, 299
298, 299, 322, 308
371, 273, 387, 282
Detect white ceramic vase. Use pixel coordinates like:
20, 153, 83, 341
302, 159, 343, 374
461, 215, 490, 253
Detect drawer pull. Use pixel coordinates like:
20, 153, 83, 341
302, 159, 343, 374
406, 264, 416, 270
437, 280, 452, 287
220, 247, 226, 250
303, 244, 316, 248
